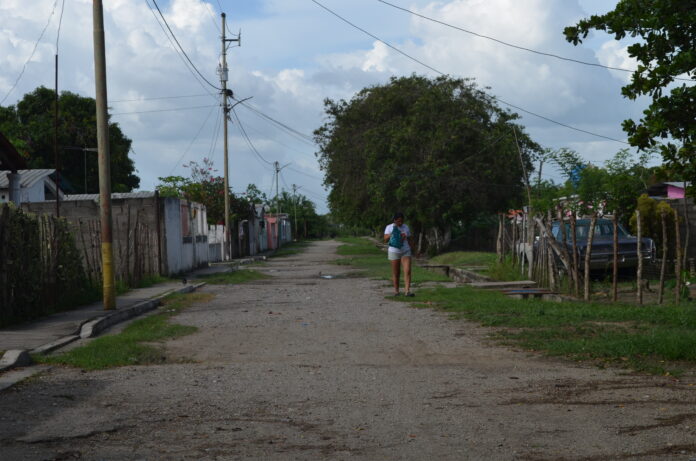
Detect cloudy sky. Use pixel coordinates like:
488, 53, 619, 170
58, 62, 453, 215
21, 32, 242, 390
0, 0, 649, 213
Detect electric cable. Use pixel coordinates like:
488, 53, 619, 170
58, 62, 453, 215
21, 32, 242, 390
232, 98, 315, 144
1, 0, 59, 105
111, 104, 218, 116
145, 0, 218, 100
111, 93, 211, 103
231, 108, 274, 166
168, 104, 217, 175
235, 115, 317, 159
376, 0, 693, 82
150, 0, 221, 91
311, 0, 630, 145
55, 0, 66, 51
207, 104, 223, 161
287, 165, 323, 181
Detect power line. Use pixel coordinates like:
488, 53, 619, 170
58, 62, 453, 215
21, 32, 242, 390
231, 108, 275, 167
311, 0, 630, 145
1, 0, 59, 105
377, 0, 693, 82
111, 93, 210, 103
169, 104, 217, 174
287, 165, 323, 181
150, 0, 221, 91
55, 0, 66, 50
207, 104, 223, 161
233, 98, 316, 144
145, 0, 218, 99
111, 104, 218, 116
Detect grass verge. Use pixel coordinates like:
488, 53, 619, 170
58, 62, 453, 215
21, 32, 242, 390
337, 237, 696, 376
34, 292, 213, 370
334, 237, 452, 283
197, 269, 270, 285
271, 240, 311, 257
416, 286, 696, 376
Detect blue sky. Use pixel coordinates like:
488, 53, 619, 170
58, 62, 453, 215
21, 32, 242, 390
0, 0, 659, 214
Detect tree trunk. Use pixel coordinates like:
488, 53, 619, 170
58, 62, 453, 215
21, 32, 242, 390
583, 213, 597, 301
658, 210, 668, 305
682, 181, 690, 267
675, 210, 682, 304
556, 206, 573, 291
636, 209, 643, 305
527, 208, 535, 279
612, 213, 619, 303
569, 214, 580, 297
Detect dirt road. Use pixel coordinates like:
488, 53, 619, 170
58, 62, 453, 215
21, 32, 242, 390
2, 240, 696, 460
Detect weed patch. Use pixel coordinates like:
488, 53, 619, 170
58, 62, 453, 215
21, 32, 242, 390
35, 292, 213, 370
335, 238, 449, 283
197, 269, 270, 285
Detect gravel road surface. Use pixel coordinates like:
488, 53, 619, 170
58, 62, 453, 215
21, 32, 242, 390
1, 240, 695, 460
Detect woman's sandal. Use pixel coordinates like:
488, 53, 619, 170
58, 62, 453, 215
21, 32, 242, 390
405, 292, 415, 297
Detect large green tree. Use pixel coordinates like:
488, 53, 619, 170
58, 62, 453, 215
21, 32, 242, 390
314, 74, 541, 244
0, 86, 139, 193
564, 1, 695, 188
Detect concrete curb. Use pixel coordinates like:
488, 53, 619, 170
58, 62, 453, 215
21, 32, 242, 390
0, 282, 206, 375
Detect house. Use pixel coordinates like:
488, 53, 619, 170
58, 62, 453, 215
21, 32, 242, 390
0, 131, 27, 205
647, 182, 691, 199
22, 192, 210, 277
265, 213, 292, 250
0, 169, 63, 204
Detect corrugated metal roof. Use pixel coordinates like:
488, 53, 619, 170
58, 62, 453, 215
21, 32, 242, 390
0, 169, 55, 188
62, 191, 157, 201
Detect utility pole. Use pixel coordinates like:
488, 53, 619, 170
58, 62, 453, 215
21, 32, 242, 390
292, 184, 302, 241
93, 0, 115, 310
275, 161, 280, 249
219, 13, 240, 261
273, 161, 290, 248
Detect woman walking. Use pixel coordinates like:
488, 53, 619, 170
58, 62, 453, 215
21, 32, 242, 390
384, 212, 416, 297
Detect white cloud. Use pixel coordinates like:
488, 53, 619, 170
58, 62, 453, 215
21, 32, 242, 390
1, 0, 648, 213
596, 40, 638, 83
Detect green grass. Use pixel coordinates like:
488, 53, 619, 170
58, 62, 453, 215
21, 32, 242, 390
337, 238, 696, 375
413, 285, 696, 375
334, 237, 453, 284
197, 269, 270, 285
34, 292, 213, 370
430, 251, 497, 267
271, 240, 312, 257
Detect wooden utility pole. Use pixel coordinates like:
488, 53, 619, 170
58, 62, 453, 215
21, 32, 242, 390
92, 0, 115, 310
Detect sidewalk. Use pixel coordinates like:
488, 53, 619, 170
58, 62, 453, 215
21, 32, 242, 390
0, 261, 250, 373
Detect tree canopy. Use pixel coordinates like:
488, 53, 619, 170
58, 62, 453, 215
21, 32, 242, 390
157, 158, 249, 225
564, 1, 695, 188
0, 86, 139, 193
314, 74, 541, 238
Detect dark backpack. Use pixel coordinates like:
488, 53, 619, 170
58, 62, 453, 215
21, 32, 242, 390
389, 225, 403, 249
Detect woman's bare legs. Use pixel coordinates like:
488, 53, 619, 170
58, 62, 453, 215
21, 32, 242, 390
401, 256, 412, 294
391, 259, 401, 295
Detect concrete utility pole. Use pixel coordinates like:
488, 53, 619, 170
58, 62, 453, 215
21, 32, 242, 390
93, 0, 116, 310
219, 13, 240, 261
292, 184, 302, 241
273, 161, 290, 248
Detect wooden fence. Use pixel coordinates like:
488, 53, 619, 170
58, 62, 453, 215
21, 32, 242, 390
0, 204, 94, 326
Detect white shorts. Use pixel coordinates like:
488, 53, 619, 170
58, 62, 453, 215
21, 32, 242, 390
388, 248, 412, 260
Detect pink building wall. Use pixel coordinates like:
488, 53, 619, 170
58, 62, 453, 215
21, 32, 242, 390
668, 185, 685, 199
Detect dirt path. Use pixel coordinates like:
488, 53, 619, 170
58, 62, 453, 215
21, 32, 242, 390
1, 240, 696, 460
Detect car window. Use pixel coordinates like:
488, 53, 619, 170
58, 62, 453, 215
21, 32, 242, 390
552, 220, 629, 240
